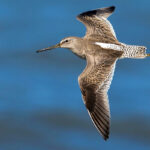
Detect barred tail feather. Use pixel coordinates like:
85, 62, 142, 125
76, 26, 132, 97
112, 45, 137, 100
121, 44, 147, 59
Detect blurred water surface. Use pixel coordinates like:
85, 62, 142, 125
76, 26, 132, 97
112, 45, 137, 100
1, 0, 150, 149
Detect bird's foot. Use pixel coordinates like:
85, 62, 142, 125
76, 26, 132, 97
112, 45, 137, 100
146, 54, 150, 57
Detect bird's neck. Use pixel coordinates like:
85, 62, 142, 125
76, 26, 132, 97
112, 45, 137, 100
70, 38, 86, 59
71, 47, 85, 59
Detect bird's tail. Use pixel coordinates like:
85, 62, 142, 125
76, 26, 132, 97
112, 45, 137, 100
121, 44, 147, 59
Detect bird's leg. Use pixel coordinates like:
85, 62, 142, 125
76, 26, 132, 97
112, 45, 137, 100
146, 54, 150, 57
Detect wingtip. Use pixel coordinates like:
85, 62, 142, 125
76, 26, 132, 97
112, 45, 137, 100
103, 135, 109, 141
100, 6, 116, 13
109, 6, 116, 12
96, 6, 116, 18
77, 6, 116, 20
102, 130, 109, 141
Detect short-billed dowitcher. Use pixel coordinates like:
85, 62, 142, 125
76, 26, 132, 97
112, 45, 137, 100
37, 6, 149, 140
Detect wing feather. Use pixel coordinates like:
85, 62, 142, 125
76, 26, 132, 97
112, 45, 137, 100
77, 6, 119, 44
78, 49, 122, 140
79, 63, 114, 140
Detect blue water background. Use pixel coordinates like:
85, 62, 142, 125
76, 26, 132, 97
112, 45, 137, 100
0, 0, 150, 149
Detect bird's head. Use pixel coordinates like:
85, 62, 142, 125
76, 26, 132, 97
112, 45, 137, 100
36, 37, 80, 53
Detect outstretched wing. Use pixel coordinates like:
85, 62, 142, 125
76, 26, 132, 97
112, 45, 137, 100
78, 50, 122, 140
77, 6, 119, 44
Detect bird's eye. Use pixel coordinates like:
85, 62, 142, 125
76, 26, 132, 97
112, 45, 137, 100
65, 40, 69, 42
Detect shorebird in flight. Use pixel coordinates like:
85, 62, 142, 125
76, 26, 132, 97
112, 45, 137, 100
37, 6, 149, 140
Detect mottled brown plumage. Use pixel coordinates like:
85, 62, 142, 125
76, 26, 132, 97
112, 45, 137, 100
77, 6, 120, 44
37, 6, 149, 140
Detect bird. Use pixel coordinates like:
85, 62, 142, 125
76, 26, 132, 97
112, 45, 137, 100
36, 6, 150, 140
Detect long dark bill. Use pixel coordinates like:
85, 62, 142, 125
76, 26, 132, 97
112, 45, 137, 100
36, 43, 60, 53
